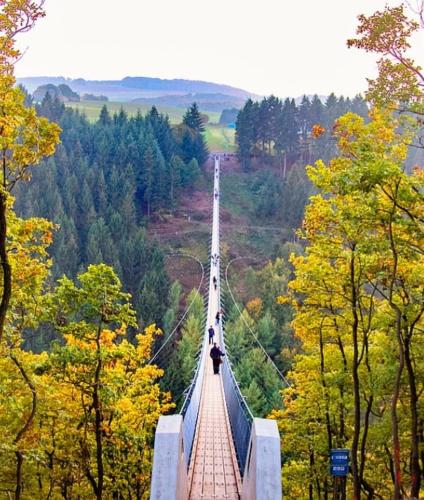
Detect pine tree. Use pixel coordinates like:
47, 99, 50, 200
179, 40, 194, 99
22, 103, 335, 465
183, 102, 205, 132
298, 95, 311, 141
99, 104, 111, 126
235, 98, 257, 169
180, 103, 209, 166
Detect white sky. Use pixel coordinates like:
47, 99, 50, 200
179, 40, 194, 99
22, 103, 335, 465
14, 0, 424, 98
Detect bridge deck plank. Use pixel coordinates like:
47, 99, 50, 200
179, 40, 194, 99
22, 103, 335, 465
188, 359, 241, 499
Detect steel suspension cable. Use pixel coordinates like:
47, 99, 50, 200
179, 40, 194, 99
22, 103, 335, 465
224, 256, 291, 387
148, 252, 205, 366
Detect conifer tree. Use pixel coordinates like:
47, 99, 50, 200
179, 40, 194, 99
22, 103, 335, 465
235, 98, 257, 169
180, 103, 209, 166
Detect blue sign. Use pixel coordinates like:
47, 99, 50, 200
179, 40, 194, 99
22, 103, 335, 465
330, 464, 349, 476
330, 448, 349, 477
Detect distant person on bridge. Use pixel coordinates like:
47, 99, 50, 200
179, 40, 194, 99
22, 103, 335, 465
215, 310, 220, 325
210, 343, 225, 374
213, 276, 217, 290
212, 253, 219, 266
208, 325, 215, 344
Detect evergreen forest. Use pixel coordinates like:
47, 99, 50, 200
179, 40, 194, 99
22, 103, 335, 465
14, 97, 209, 349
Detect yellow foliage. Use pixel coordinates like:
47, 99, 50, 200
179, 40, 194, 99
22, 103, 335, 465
246, 297, 263, 319
276, 106, 424, 497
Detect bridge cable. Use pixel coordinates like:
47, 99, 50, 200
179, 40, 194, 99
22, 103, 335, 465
147, 252, 205, 366
224, 256, 291, 388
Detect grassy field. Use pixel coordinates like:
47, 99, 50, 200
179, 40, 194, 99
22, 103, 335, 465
204, 126, 235, 152
66, 100, 221, 124
66, 101, 235, 152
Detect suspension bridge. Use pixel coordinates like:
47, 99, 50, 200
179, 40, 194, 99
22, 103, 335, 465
150, 156, 282, 500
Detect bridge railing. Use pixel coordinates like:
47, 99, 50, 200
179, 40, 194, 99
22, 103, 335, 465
220, 348, 253, 473
215, 170, 254, 475
179, 303, 208, 467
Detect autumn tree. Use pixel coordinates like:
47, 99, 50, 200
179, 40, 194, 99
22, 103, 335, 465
0, 260, 174, 497
0, 211, 55, 498
275, 109, 423, 499
0, 0, 60, 340
48, 264, 173, 498
347, 4, 423, 112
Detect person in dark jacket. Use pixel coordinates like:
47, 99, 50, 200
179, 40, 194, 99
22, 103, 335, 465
213, 276, 217, 290
210, 343, 225, 374
208, 325, 215, 344
215, 310, 220, 325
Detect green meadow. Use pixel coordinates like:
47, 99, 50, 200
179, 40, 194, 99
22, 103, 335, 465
204, 126, 235, 152
66, 100, 220, 124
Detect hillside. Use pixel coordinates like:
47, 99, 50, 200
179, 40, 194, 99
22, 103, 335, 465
17, 75, 259, 108
131, 92, 248, 112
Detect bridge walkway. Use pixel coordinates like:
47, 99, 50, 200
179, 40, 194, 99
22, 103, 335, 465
187, 158, 241, 499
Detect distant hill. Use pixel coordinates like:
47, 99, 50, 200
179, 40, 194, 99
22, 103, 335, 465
16, 76, 259, 108
131, 93, 247, 112
120, 77, 254, 98
33, 83, 80, 102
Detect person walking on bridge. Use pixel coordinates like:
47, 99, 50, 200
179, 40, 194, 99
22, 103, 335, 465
210, 343, 225, 374
213, 276, 217, 290
208, 325, 215, 345
215, 310, 221, 325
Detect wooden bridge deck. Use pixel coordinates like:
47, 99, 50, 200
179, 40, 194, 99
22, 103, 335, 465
187, 336, 241, 499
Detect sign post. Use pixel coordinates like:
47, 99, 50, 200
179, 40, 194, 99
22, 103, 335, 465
330, 448, 349, 500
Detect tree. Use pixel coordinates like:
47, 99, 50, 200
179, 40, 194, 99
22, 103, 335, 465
146, 106, 176, 162
49, 264, 173, 498
160, 288, 204, 403
298, 95, 311, 141
183, 102, 205, 132
235, 98, 258, 169
180, 103, 209, 166
0, 0, 60, 340
1, 210, 55, 498
162, 280, 182, 336
275, 109, 423, 499
0, 85, 60, 341
99, 104, 111, 126
347, 4, 423, 110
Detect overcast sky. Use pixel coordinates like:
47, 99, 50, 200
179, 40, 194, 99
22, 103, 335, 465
14, 0, 424, 98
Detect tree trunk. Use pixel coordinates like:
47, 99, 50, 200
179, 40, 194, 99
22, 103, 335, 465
418, 421, 424, 485
309, 449, 314, 500
336, 333, 348, 444
404, 334, 421, 497
391, 311, 404, 500
387, 213, 403, 499
350, 248, 361, 500
359, 395, 373, 487
360, 332, 373, 490
319, 327, 333, 452
0, 189, 12, 342
93, 326, 104, 499
10, 354, 37, 500
15, 451, 24, 500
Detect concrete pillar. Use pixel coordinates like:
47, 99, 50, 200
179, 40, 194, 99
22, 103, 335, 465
150, 415, 188, 500
241, 418, 282, 500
